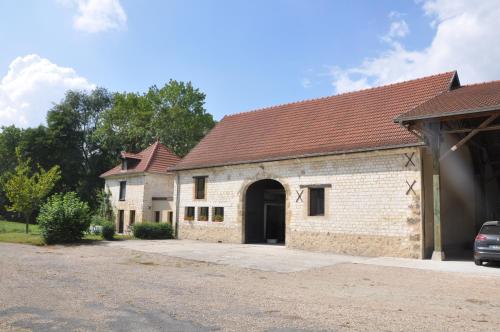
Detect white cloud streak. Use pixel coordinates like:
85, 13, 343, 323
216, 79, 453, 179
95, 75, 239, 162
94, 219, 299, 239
0, 54, 95, 128
331, 0, 500, 94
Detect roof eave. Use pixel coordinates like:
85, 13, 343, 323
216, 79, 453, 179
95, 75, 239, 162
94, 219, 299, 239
169, 142, 425, 172
395, 103, 500, 124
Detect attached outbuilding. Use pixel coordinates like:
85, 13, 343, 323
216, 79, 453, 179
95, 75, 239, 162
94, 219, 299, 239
101, 141, 180, 233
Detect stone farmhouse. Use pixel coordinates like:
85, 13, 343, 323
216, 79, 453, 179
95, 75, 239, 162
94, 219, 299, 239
169, 71, 500, 260
100, 140, 180, 233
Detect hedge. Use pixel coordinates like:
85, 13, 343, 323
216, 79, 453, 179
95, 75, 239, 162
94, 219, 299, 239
101, 221, 115, 240
133, 222, 173, 240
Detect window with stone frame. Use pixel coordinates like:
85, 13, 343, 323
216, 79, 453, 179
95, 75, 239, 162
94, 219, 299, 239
198, 207, 209, 221
194, 176, 207, 199
309, 187, 325, 216
119, 181, 126, 201
184, 206, 195, 221
212, 207, 224, 222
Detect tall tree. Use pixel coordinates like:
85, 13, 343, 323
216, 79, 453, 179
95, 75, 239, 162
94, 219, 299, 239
46, 88, 114, 206
96, 80, 215, 157
4, 150, 61, 233
0, 126, 23, 218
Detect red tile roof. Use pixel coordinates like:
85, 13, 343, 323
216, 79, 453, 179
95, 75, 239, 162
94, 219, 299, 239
396, 80, 500, 123
170, 71, 457, 171
101, 141, 181, 178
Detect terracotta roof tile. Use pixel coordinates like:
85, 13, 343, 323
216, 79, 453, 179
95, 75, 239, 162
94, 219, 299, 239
101, 141, 181, 177
397, 80, 500, 122
171, 71, 456, 171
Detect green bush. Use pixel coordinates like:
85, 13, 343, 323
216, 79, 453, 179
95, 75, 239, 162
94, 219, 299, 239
101, 221, 115, 240
37, 192, 91, 244
133, 222, 173, 240
90, 215, 108, 226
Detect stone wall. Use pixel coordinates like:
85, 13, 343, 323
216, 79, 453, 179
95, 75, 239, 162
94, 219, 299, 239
105, 172, 175, 232
143, 173, 176, 222
175, 147, 424, 258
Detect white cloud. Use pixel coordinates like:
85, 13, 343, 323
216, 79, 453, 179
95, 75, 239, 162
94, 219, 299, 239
385, 20, 410, 40
71, 0, 127, 33
0, 54, 95, 128
301, 78, 312, 88
331, 0, 500, 93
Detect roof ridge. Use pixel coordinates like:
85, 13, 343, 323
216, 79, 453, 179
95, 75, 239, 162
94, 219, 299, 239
144, 140, 160, 171
461, 79, 500, 88
224, 71, 457, 118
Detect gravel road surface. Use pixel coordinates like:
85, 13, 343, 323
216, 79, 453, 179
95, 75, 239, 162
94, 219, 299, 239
1, 242, 499, 331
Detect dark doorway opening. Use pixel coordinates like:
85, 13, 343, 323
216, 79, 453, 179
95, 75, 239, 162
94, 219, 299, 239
118, 210, 124, 233
244, 179, 286, 244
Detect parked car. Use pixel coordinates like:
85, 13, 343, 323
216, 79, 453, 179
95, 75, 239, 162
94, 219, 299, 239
474, 221, 500, 265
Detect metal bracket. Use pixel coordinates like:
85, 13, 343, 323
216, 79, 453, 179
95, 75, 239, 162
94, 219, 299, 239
296, 190, 304, 203
406, 180, 416, 195
404, 152, 416, 167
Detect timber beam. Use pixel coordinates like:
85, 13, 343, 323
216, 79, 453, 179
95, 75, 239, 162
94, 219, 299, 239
440, 115, 500, 161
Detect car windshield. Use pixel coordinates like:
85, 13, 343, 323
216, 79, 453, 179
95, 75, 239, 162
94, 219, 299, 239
480, 225, 500, 235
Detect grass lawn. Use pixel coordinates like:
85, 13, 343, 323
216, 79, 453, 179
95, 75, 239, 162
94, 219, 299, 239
0, 220, 132, 245
0, 220, 44, 245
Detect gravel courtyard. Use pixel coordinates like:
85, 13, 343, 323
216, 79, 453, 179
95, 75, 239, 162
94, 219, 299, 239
1, 242, 500, 332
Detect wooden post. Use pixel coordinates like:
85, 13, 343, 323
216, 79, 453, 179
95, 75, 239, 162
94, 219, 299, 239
430, 123, 445, 260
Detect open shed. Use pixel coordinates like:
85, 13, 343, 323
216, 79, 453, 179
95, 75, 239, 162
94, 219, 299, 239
396, 77, 500, 259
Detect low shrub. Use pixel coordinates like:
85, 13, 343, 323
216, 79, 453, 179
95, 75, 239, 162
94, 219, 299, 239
101, 221, 115, 240
37, 192, 91, 244
213, 214, 224, 222
133, 222, 173, 240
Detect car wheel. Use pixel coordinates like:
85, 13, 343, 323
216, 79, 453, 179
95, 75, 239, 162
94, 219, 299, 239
474, 259, 482, 266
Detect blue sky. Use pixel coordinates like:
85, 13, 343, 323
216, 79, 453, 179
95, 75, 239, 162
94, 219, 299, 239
1, 0, 499, 127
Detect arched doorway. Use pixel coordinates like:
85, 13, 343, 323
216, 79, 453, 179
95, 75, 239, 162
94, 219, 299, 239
244, 179, 286, 244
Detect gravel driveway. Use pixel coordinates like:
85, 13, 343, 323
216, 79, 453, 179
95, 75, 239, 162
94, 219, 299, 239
1, 242, 500, 331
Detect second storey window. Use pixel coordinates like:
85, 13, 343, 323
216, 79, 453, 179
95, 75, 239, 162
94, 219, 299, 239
119, 181, 126, 201
309, 187, 325, 216
194, 176, 207, 199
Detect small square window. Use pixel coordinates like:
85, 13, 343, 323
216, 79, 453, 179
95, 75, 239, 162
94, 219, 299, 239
309, 188, 325, 216
212, 207, 224, 222
194, 176, 206, 199
198, 207, 209, 221
119, 181, 126, 201
184, 207, 195, 221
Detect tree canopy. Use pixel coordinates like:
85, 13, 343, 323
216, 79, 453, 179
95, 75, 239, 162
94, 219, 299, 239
96, 80, 215, 157
4, 150, 61, 233
0, 80, 215, 217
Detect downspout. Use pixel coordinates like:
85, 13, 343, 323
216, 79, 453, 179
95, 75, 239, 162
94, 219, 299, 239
175, 172, 181, 239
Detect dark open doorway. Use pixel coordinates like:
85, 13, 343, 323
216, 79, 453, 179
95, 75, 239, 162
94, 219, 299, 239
118, 210, 124, 233
244, 179, 286, 244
